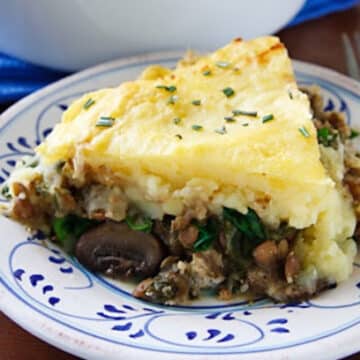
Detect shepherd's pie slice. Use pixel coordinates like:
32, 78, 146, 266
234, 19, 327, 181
2, 36, 358, 305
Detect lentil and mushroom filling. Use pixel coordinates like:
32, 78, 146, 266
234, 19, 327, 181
2, 87, 359, 305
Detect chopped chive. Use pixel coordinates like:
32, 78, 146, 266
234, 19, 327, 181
262, 114, 274, 123
192, 100, 201, 106
350, 129, 359, 139
242, 123, 249, 127
167, 95, 179, 105
299, 126, 310, 138
288, 90, 293, 100
232, 110, 258, 117
215, 126, 227, 135
202, 70, 212, 76
222, 87, 235, 98
173, 117, 181, 125
192, 124, 203, 131
224, 116, 236, 123
96, 116, 114, 127
83, 98, 95, 110
156, 85, 177, 92
175, 134, 183, 140
216, 61, 231, 68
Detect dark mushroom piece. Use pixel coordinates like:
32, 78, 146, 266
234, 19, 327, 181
75, 221, 165, 278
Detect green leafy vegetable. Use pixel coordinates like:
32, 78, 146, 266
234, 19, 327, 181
175, 134, 183, 140
173, 118, 181, 125
224, 116, 236, 123
317, 127, 337, 147
125, 215, 153, 233
223, 207, 266, 257
192, 100, 201, 106
202, 70, 212, 76
350, 129, 359, 139
1, 185, 11, 199
52, 215, 97, 253
193, 218, 219, 252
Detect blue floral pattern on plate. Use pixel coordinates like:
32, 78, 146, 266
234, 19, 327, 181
0, 55, 359, 359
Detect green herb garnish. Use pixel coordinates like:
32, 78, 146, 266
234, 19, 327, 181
299, 126, 310, 138
224, 116, 236, 123
216, 61, 231, 68
350, 129, 359, 139
193, 218, 219, 252
96, 117, 114, 127
242, 123, 249, 127
83, 98, 95, 110
202, 70, 212, 76
192, 124, 203, 131
317, 127, 337, 147
167, 95, 179, 105
156, 85, 177, 93
222, 87, 235, 98
53, 215, 97, 253
214, 126, 227, 135
262, 114, 274, 123
288, 91, 293, 100
125, 215, 153, 233
232, 110, 258, 117
173, 118, 181, 125
192, 100, 201, 106
175, 134, 183, 140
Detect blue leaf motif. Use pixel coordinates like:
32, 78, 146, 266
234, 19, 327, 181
48, 297, 60, 306
186, 331, 197, 340
42, 128, 53, 139
13, 269, 25, 281
204, 329, 221, 340
104, 304, 126, 314
270, 327, 290, 334
356, 282, 360, 289
129, 329, 144, 339
7, 142, 18, 153
6, 160, 16, 167
0, 176, 4, 184
222, 312, 235, 320
205, 312, 221, 319
217, 333, 235, 343
48, 256, 65, 264
17, 137, 32, 149
267, 318, 288, 325
97, 312, 126, 321
2, 169, 10, 176
243, 311, 252, 316
59, 266, 73, 274
30, 274, 44, 287
123, 304, 136, 311
324, 99, 335, 112
112, 322, 132, 331
340, 100, 347, 112
58, 104, 68, 111
42, 285, 54, 294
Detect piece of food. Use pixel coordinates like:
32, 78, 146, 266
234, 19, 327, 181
2, 36, 359, 305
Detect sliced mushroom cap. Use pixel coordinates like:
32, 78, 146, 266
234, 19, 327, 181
75, 221, 165, 278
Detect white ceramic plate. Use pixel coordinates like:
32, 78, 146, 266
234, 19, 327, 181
0, 53, 359, 360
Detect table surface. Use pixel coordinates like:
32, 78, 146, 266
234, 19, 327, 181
1, 5, 360, 360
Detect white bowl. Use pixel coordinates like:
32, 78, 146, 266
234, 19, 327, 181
0, 0, 305, 71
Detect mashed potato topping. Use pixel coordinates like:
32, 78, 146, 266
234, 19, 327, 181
3, 36, 358, 304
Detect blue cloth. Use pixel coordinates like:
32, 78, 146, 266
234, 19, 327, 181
0, 0, 359, 104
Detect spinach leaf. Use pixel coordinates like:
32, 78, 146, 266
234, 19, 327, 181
193, 218, 219, 252
125, 214, 153, 233
52, 215, 97, 253
223, 207, 266, 258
